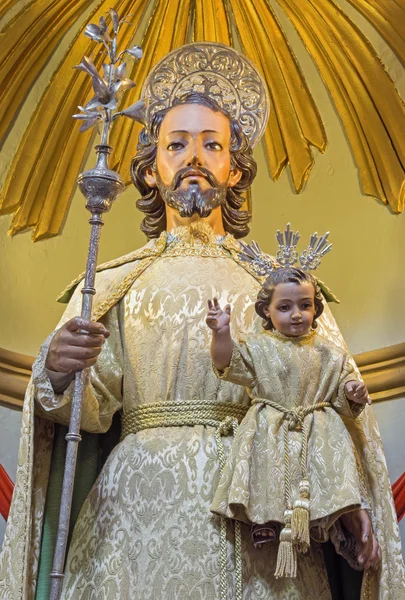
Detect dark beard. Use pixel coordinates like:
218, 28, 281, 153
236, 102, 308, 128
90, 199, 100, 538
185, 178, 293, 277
156, 167, 228, 218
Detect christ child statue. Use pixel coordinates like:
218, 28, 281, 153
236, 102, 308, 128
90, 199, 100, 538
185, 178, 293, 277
206, 266, 378, 578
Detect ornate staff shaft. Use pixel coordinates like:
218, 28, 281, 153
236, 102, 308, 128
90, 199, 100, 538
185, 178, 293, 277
46, 11, 143, 597
49, 145, 125, 600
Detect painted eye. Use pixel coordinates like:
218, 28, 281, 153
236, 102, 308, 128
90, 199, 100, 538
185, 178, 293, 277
206, 141, 222, 150
278, 305, 289, 311
167, 141, 184, 150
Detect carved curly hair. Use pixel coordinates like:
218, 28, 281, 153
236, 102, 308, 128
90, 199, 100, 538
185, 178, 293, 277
130, 92, 257, 239
255, 267, 324, 331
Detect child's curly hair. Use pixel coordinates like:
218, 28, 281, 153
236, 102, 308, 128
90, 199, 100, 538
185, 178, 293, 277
255, 267, 324, 331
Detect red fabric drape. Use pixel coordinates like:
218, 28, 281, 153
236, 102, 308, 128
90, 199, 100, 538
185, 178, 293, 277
393, 472, 405, 523
0, 465, 14, 521
0, 466, 403, 523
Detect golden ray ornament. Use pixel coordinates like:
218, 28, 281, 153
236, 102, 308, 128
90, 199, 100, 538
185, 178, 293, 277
0, 0, 405, 241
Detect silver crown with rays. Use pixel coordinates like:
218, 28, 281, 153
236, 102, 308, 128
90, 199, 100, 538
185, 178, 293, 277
240, 223, 332, 277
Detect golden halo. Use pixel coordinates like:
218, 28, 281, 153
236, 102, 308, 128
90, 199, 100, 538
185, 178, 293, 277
141, 42, 270, 147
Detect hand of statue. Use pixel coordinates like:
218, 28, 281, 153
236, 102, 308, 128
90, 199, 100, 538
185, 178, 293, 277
340, 509, 382, 570
345, 381, 371, 405
45, 317, 110, 374
206, 298, 231, 333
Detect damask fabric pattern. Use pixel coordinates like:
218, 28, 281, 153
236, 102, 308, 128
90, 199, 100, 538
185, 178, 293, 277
36, 242, 335, 598
210, 331, 364, 532
0, 224, 404, 599
63, 428, 332, 599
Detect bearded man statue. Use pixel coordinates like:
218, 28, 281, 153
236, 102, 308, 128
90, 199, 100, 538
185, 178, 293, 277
0, 43, 403, 600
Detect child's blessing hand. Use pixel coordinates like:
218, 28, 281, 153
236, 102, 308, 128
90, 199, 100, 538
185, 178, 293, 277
206, 298, 231, 333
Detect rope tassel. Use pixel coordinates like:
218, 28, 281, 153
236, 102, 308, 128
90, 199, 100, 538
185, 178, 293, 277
291, 479, 310, 552
250, 401, 331, 578
275, 510, 297, 578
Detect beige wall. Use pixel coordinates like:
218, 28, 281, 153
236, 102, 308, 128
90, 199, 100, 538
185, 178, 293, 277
1, 135, 404, 357
1, 0, 404, 357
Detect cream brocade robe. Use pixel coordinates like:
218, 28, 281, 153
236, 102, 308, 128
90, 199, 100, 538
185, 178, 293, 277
0, 224, 404, 599
211, 331, 364, 532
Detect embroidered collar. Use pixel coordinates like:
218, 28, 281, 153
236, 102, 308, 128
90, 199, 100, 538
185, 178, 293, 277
267, 329, 317, 343
166, 222, 225, 246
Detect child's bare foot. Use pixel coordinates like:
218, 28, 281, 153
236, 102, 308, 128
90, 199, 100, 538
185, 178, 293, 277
251, 523, 279, 546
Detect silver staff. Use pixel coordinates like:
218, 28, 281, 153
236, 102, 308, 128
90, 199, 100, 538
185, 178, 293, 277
49, 11, 143, 599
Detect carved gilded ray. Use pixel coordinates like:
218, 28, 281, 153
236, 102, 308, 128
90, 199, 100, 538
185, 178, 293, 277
193, 0, 232, 44
278, 0, 405, 213
345, 0, 405, 69
0, 0, 148, 239
109, 0, 192, 179
190, 1, 258, 215
110, 0, 232, 174
0, 0, 97, 143
0, 0, 404, 241
29, 0, 150, 241
229, 0, 327, 191
0, 0, 21, 21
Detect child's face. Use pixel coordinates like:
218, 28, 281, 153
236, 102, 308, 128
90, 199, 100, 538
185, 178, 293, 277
263, 282, 316, 337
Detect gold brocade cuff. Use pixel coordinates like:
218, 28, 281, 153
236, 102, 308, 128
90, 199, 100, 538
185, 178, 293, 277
32, 330, 75, 411
341, 379, 365, 419
212, 342, 238, 380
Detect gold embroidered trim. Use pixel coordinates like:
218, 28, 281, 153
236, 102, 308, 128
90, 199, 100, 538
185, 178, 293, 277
212, 342, 239, 380
162, 244, 229, 258
163, 223, 230, 257
57, 233, 168, 302
92, 235, 168, 321
268, 329, 317, 344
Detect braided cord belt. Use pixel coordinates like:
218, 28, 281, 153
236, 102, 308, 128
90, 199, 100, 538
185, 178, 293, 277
121, 400, 248, 600
121, 400, 248, 438
252, 399, 332, 518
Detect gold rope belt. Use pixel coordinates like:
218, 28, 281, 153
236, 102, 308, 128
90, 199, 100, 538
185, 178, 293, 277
121, 400, 249, 438
252, 398, 332, 577
120, 400, 248, 600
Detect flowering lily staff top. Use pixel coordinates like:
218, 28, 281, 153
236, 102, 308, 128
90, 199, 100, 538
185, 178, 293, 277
73, 9, 143, 144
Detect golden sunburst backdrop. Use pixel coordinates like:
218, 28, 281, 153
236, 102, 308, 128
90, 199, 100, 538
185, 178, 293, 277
1, 0, 405, 241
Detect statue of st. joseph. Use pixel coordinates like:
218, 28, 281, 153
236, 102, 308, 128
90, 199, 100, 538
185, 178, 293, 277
0, 43, 403, 600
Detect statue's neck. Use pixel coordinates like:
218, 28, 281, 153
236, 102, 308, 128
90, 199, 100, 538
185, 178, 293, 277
165, 205, 226, 236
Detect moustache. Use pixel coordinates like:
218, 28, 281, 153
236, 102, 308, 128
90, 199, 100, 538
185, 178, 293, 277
172, 167, 218, 190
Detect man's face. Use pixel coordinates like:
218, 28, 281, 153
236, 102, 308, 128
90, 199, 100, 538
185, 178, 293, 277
145, 103, 242, 218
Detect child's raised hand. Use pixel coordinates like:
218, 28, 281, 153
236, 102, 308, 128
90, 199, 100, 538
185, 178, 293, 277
345, 381, 371, 405
206, 298, 231, 332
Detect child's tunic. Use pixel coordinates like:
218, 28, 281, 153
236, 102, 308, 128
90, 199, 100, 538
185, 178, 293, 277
211, 329, 365, 537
